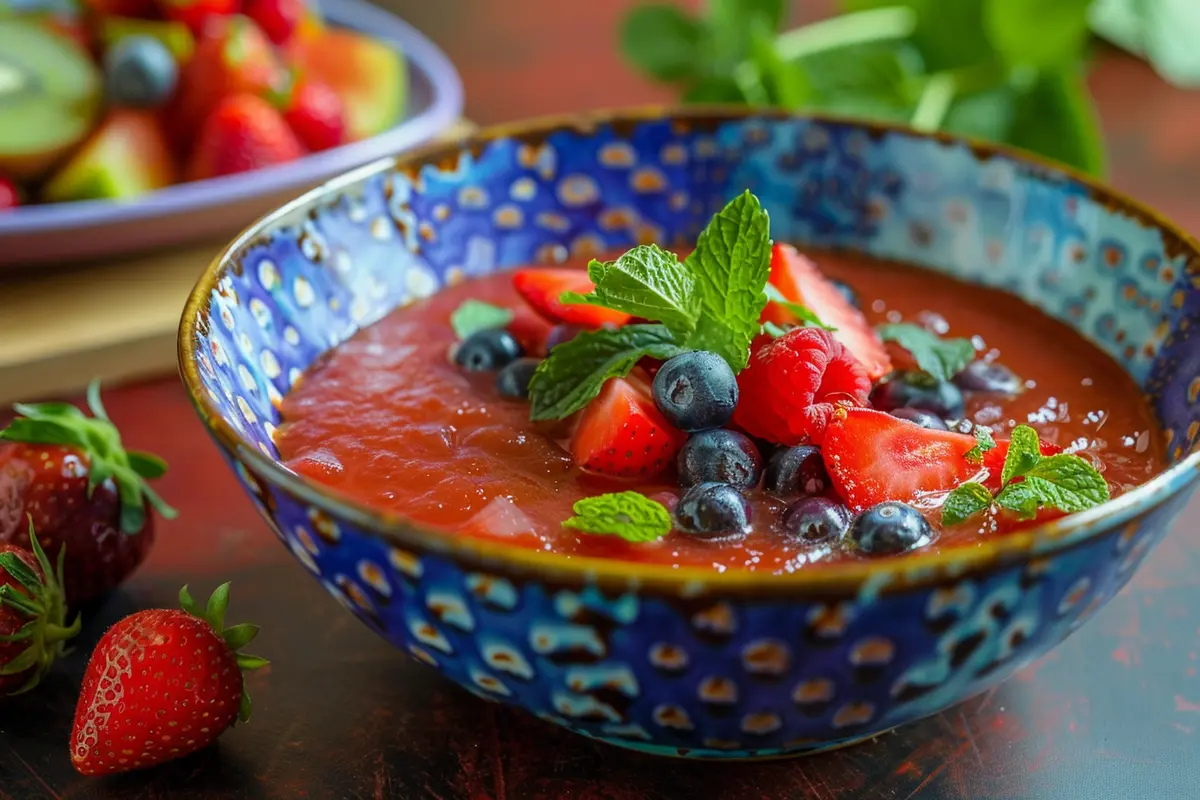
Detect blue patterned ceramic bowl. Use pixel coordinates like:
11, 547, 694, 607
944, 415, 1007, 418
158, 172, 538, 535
179, 108, 1200, 760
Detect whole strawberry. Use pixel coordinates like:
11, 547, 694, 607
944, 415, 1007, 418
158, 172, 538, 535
187, 93, 305, 180
0, 525, 80, 695
70, 583, 267, 776
0, 381, 176, 606
280, 78, 347, 152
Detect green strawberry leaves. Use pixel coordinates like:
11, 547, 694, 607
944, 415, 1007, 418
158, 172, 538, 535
941, 424, 1110, 527
0, 520, 81, 695
179, 582, 268, 724
527, 191, 773, 420
0, 380, 177, 534
562, 492, 673, 543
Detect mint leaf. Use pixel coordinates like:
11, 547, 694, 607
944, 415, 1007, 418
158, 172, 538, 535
1009, 67, 1107, 178
996, 481, 1041, 519
1001, 424, 1042, 485
941, 482, 994, 526
984, 0, 1092, 70
964, 426, 997, 464
450, 300, 513, 340
761, 321, 791, 339
619, 3, 703, 81
683, 190, 772, 372
763, 284, 835, 331
562, 491, 672, 543
1022, 455, 1111, 512
528, 324, 683, 421
876, 323, 975, 382
562, 245, 700, 340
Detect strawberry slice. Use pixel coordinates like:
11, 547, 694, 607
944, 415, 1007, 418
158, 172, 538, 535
506, 305, 554, 356
822, 408, 978, 512
980, 437, 1064, 493
764, 244, 892, 380
570, 376, 685, 478
512, 268, 631, 329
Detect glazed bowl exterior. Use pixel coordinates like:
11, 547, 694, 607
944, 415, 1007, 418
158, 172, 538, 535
179, 108, 1200, 759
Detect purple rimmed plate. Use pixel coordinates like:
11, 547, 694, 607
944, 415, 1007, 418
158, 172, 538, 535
0, 0, 463, 270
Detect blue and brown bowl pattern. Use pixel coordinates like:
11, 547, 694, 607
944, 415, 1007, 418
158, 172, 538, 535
181, 109, 1200, 759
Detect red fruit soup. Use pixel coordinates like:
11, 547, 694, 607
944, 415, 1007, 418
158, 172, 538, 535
274, 244, 1167, 573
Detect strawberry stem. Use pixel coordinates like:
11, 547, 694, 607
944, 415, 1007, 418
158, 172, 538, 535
179, 582, 268, 724
0, 379, 177, 534
0, 519, 81, 694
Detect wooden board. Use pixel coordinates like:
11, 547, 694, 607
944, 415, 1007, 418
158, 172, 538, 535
0, 119, 477, 405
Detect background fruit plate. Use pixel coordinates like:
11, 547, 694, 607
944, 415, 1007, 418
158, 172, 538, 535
0, 0, 462, 269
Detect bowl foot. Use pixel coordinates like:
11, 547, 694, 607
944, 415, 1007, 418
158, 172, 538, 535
584, 728, 897, 761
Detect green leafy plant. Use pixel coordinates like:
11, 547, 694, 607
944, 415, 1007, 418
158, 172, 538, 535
619, 0, 1200, 176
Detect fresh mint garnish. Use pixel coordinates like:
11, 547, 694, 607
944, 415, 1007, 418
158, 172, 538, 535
876, 323, 975, 382
964, 426, 997, 464
1003, 455, 1111, 515
562, 491, 672, 542
1001, 424, 1042, 486
684, 190, 773, 372
450, 300, 513, 340
527, 324, 683, 421
761, 320, 791, 339
527, 191, 775, 419
941, 424, 1109, 527
763, 283, 834, 331
941, 481, 994, 527
562, 245, 699, 340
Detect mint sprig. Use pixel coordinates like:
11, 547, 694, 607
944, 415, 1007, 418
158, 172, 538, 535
0, 381, 177, 534
450, 300, 513, 340
562, 245, 699, 340
941, 424, 1110, 527
528, 324, 683, 421
964, 426, 997, 463
876, 323, 975, 382
684, 190, 772, 372
527, 191, 774, 420
562, 491, 672, 543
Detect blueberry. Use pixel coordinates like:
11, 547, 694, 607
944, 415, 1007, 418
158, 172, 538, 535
677, 430, 762, 489
954, 360, 1023, 395
104, 36, 178, 109
849, 502, 933, 555
652, 351, 738, 432
890, 408, 949, 431
830, 278, 860, 309
764, 445, 830, 496
674, 482, 751, 538
870, 371, 965, 419
546, 324, 583, 351
496, 357, 540, 399
783, 496, 851, 543
454, 329, 523, 372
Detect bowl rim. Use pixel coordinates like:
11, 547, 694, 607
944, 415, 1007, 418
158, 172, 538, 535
0, 0, 464, 237
179, 104, 1200, 596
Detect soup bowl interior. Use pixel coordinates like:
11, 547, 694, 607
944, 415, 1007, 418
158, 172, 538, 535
180, 108, 1200, 759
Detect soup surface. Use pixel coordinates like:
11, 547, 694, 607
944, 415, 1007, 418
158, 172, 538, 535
274, 248, 1166, 572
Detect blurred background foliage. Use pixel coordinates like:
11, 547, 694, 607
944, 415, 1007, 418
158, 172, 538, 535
619, 0, 1200, 178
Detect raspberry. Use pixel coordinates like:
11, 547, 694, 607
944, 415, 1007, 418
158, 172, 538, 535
732, 327, 871, 446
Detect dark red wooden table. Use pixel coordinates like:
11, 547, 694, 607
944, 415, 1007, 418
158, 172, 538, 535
2, 1, 1199, 797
